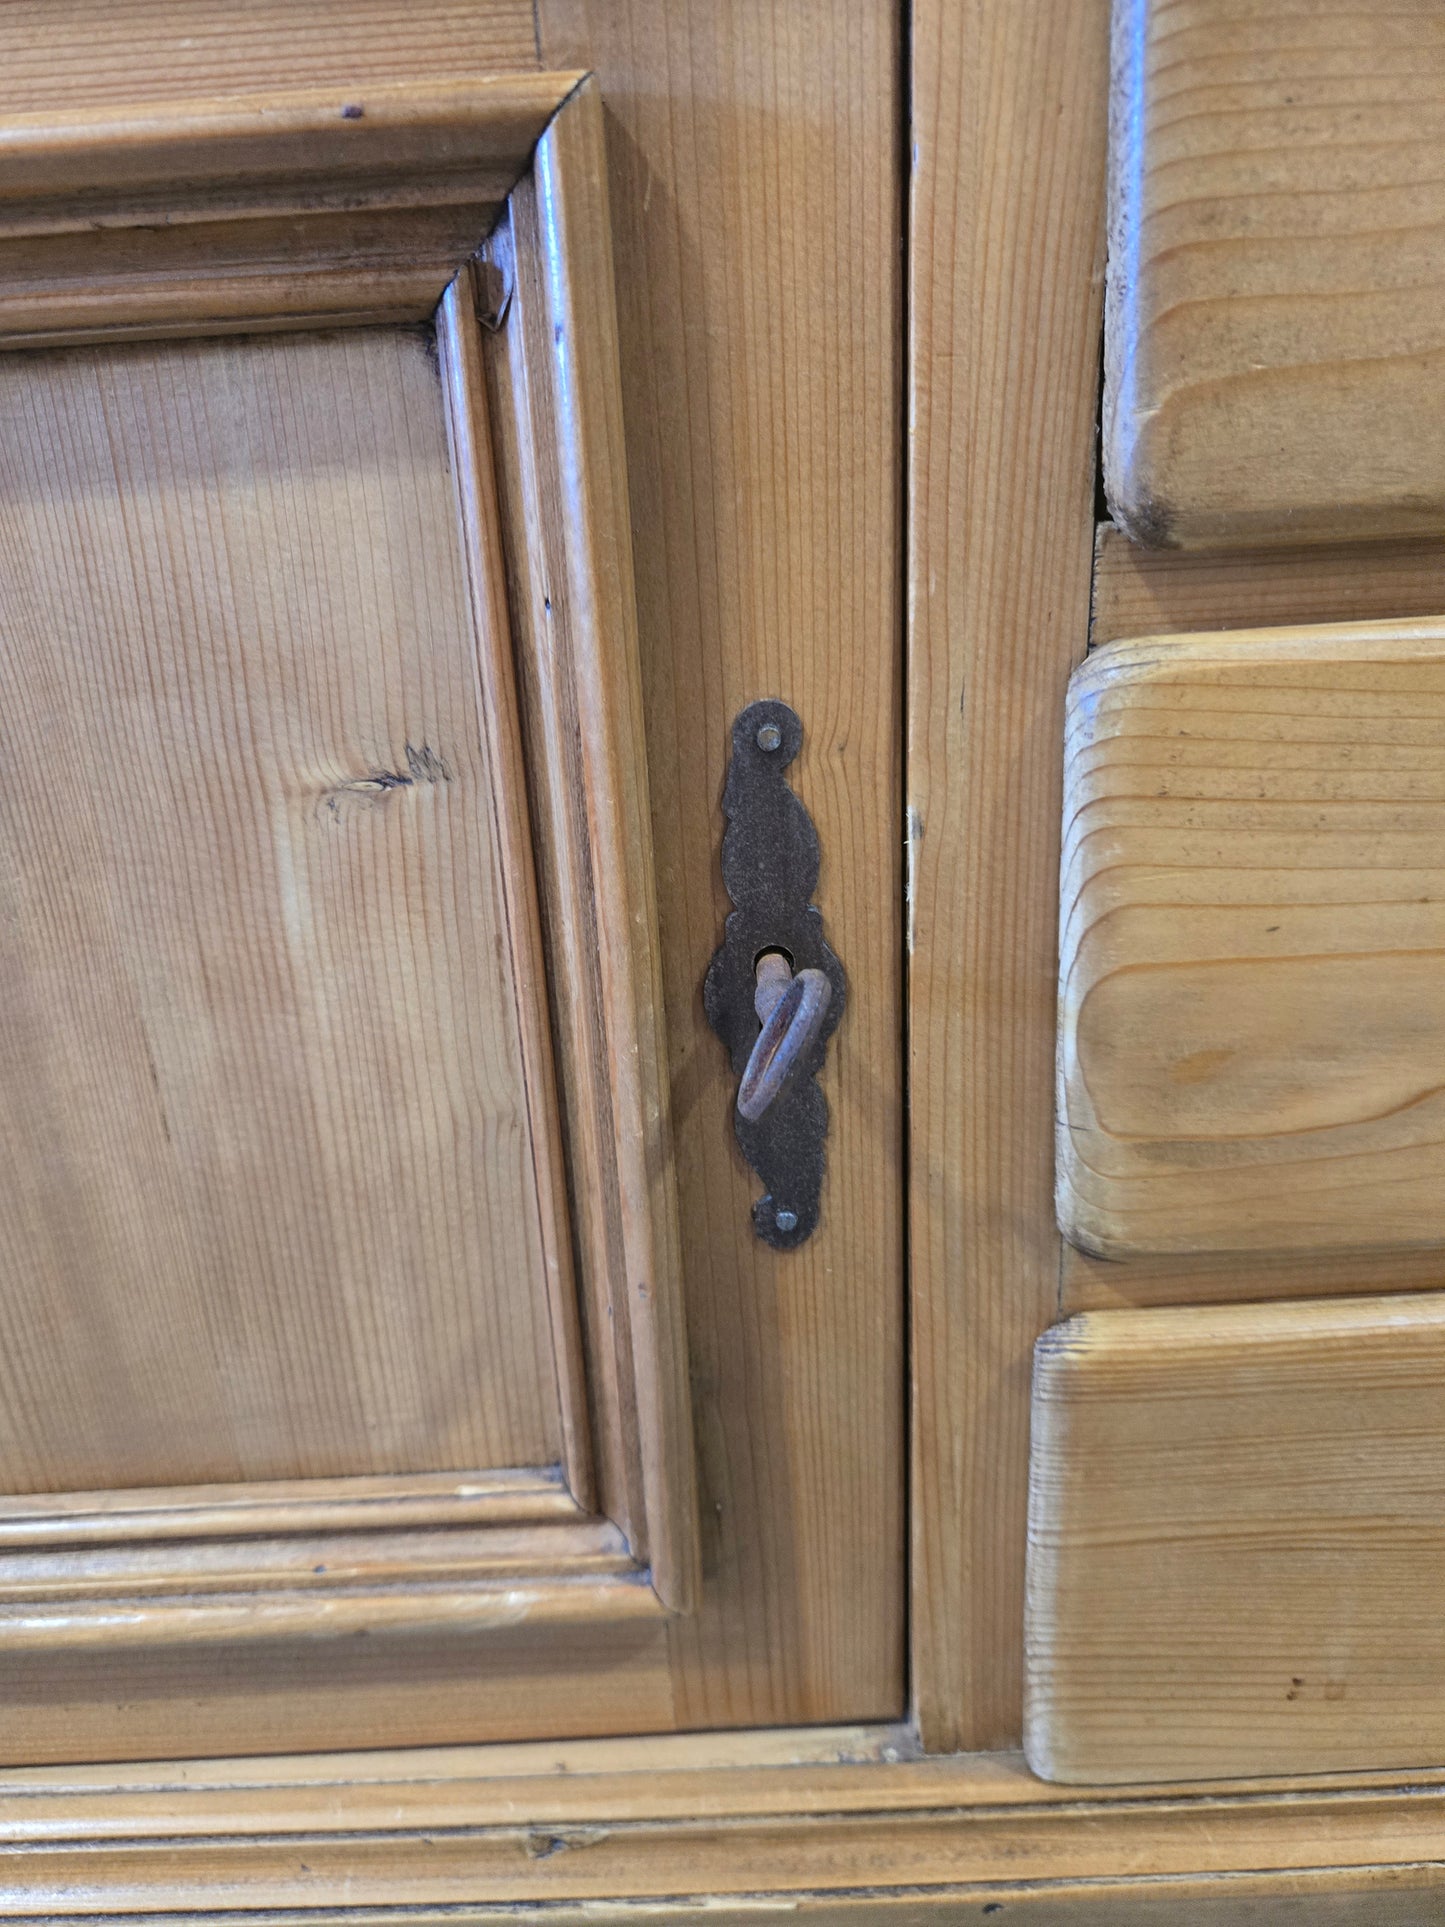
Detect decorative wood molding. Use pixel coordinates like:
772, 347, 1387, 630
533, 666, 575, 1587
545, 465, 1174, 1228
0, 1467, 579, 1548
2, 1724, 1444, 1919
0, 1523, 660, 1649
0, 73, 583, 345
0, 78, 695, 1721
478, 78, 697, 1613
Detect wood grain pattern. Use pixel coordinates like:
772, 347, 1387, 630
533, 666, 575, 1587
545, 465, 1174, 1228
0, 1, 542, 109
1058, 619, 1445, 1258
164, 1884, 1440, 1926
1063, 1237, 1445, 1315
7, 1720, 1445, 1914
24, 1720, 1445, 1816
0, 1611, 677, 1764
0, 1466, 579, 1547
0, 324, 567, 1492
1072, 567, 1445, 1302
479, 80, 696, 1608
1027, 1292, 1445, 1782
0, 0, 901, 1756
0, 1521, 650, 1641
539, 0, 906, 1725
435, 270, 593, 1511
0, 75, 565, 198
1106, 0, 1445, 550
1092, 522, 1445, 649
0, 75, 581, 346
908, 0, 1110, 1751
0, 78, 711, 1753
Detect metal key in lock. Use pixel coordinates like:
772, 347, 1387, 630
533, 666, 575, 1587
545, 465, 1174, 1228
737, 952, 833, 1123
704, 700, 846, 1248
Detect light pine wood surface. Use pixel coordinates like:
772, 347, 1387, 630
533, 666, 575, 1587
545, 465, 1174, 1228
5, 1722, 1445, 1918
1106, 0, 1445, 550
1063, 1236, 1445, 1316
0, 1, 542, 107
0, 324, 565, 1491
1061, 585, 1445, 1299
908, 0, 1110, 1750
541, 0, 907, 1729
0, 0, 907, 1754
0, 75, 580, 346
435, 268, 594, 1511
0, 1466, 579, 1546
0, 77, 718, 1757
1059, 619, 1445, 1259
477, 79, 697, 1608
1092, 523, 1445, 650
11, 4, 1445, 1916
1027, 1292, 1445, 1783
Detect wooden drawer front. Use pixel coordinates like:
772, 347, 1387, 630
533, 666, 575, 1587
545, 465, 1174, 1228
1106, 0, 1445, 551
1058, 618, 1445, 1260
1026, 1292, 1445, 1784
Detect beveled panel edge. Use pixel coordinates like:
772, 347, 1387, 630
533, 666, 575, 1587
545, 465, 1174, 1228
1024, 1294, 1445, 1783
1075, 522, 1445, 1306
0, 1466, 579, 1549
436, 258, 597, 1516
1101, 0, 1445, 555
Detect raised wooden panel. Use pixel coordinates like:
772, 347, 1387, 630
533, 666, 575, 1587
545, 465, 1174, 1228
0, 323, 564, 1492
1058, 619, 1445, 1259
1026, 1293, 1445, 1783
0, 77, 698, 1758
1106, 0, 1445, 551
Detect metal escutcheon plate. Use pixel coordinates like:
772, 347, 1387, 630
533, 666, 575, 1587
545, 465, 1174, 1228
703, 700, 846, 1249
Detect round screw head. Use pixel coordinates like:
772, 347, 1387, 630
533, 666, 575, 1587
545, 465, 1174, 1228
755, 721, 783, 752
775, 1208, 799, 1232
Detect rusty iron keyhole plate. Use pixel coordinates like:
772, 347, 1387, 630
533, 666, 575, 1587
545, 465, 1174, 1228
703, 700, 846, 1249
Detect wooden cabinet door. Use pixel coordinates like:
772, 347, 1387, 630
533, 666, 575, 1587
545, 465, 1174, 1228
0, 71, 702, 1761
0, 17, 907, 1763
